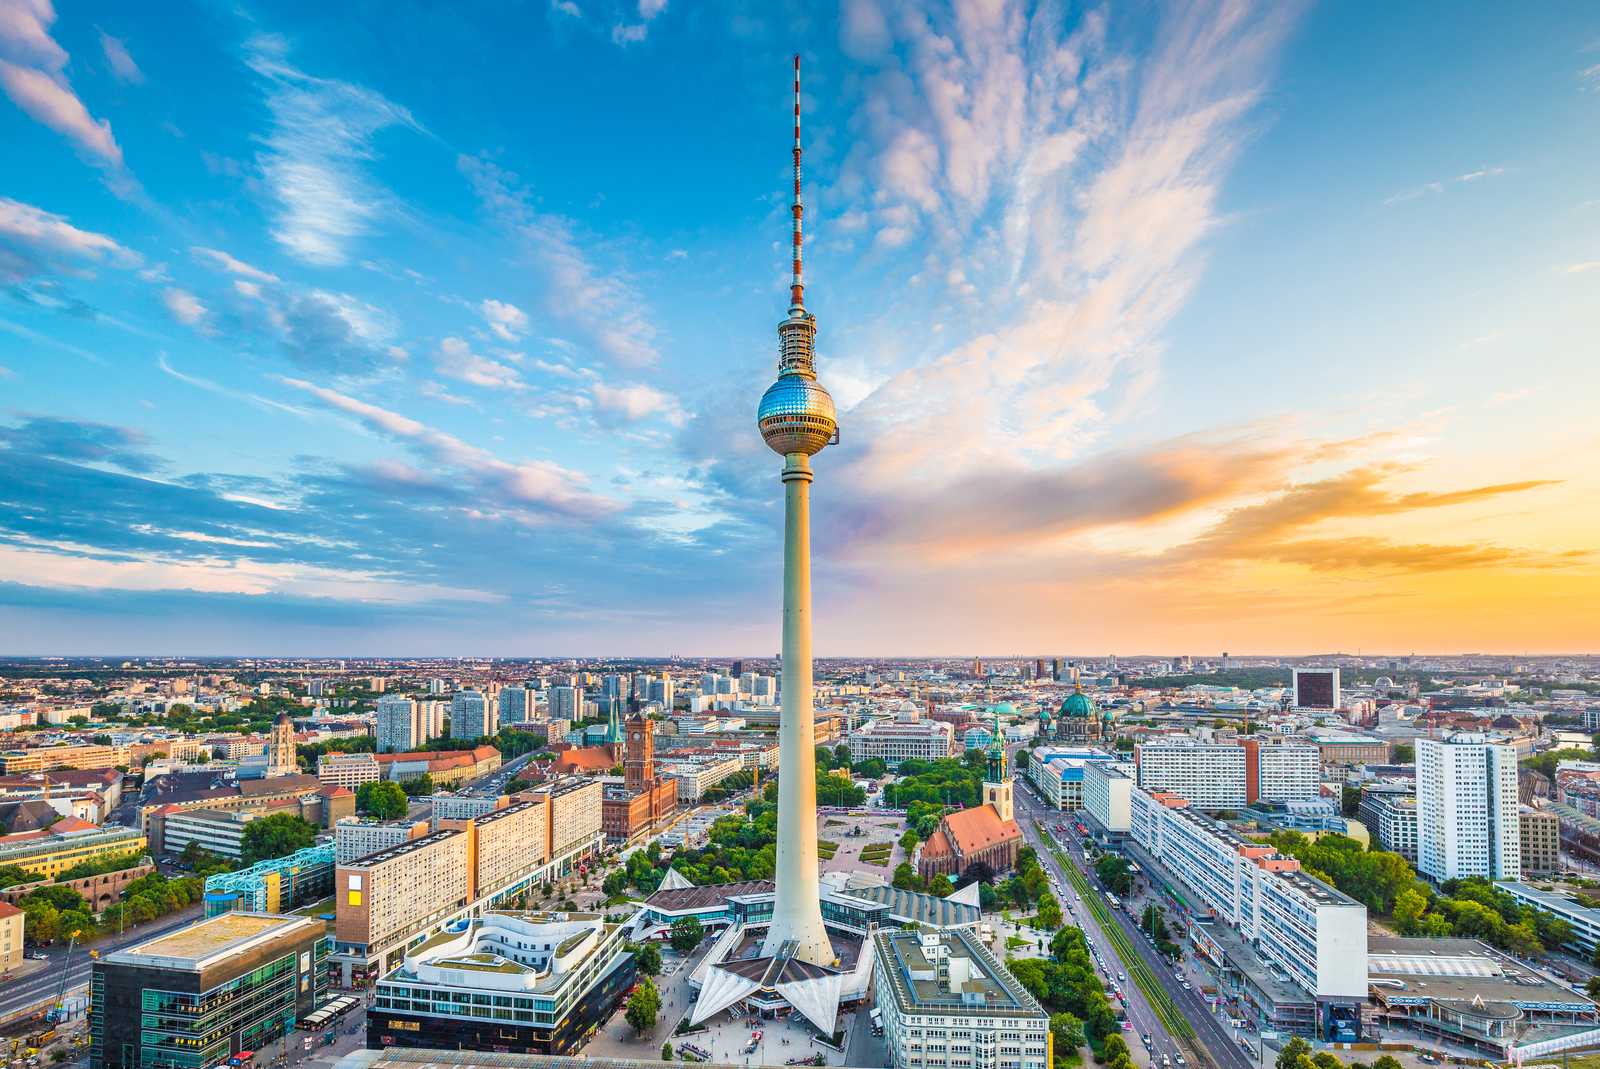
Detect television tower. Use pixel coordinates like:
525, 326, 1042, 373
756, 54, 837, 966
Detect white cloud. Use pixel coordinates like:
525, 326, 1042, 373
1384, 183, 1443, 204
1486, 390, 1529, 406
1458, 167, 1505, 181
245, 34, 421, 266
458, 155, 660, 366
611, 0, 667, 45
192, 246, 279, 282
1564, 262, 1597, 274
97, 28, 144, 84
435, 336, 526, 390
592, 381, 684, 426
0, 195, 142, 267
161, 288, 207, 325
550, 0, 581, 15
0, 0, 133, 192
480, 298, 530, 340
234, 280, 263, 298
277, 377, 620, 519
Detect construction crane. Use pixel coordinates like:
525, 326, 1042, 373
47, 928, 83, 1024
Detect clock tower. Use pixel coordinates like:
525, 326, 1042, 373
624, 711, 653, 790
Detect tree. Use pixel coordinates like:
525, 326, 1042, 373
669, 915, 703, 954
356, 781, 409, 819
1312, 1053, 1343, 1069
1015, 749, 1030, 770
1037, 892, 1063, 930
661, 1042, 674, 1061
400, 773, 434, 797
1339, 785, 1360, 818
927, 874, 954, 898
899, 829, 920, 853
1393, 744, 1415, 763
1049, 1012, 1084, 1060
625, 978, 661, 1033
1585, 976, 1600, 1000
1372, 1057, 1402, 1069
1392, 888, 1427, 937
1276, 1038, 1313, 1069
893, 862, 924, 892
239, 813, 318, 865
916, 814, 941, 839
635, 942, 663, 977
955, 860, 997, 888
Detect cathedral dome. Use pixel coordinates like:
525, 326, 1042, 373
1059, 691, 1093, 718
274, 710, 293, 726
994, 702, 1016, 716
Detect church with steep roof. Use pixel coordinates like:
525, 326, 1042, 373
917, 717, 1024, 881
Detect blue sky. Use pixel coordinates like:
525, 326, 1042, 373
1, 0, 1597, 656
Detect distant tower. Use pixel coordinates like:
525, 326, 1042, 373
756, 55, 837, 967
983, 710, 1013, 823
269, 711, 296, 776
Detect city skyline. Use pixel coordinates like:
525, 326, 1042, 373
1, 1, 1597, 656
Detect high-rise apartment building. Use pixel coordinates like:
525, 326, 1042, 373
375, 696, 421, 754
549, 686, 582, 723
334, 818, 431, 864
1416, 733, 1520, 882
1360, 785, 1418, 861
647, 677, 674, 708
498, 686, 534, 724
451, 689, 493, 740
336, 830, 472, 979
532, 778, 604, 868
1241, 740, 1322, 804
1135, 742, 1248, 808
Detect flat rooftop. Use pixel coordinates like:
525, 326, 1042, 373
104, 911, 319, 970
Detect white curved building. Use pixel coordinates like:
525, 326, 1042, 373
369, 910, 636, 1055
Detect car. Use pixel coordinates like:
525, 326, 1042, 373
1118, 972, 1125, 982
1161, 1057, 1170, 1068
1141, 1036, 1152, 1050
1181, 981, 1191, 990
1174, 1056, 1186, 1067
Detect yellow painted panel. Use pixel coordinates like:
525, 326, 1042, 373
348, 891, 361, 906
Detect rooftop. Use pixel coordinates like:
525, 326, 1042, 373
342, 828, 463, 868
104, 911, 320, 970
872, 928, 1046, 1019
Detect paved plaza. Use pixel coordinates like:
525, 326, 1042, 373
816, 810, 911, 879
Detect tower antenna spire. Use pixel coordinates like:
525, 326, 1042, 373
790, 53, 804, 314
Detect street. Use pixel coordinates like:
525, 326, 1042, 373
1012, 780, 1255, 1069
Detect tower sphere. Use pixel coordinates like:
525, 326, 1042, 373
757, 373, 836, 456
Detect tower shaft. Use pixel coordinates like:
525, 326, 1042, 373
764, 452, 833, 964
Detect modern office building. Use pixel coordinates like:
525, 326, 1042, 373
1128, 785, 1367, 1038
1416, 733, 1521, 882
450, 690, 494, 741
872, 928, 1051, 1069
367, 909, 637, 1055
1292, 668, 1340, 710
1134, 741, 1247, 808
90, 912, 327, 1069
846, 715, 955, 765
1520, 806, 1560, 876
646, 677, 674, 708
1082, 760, 1134, 834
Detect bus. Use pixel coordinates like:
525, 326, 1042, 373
1106, 892, 1121, 909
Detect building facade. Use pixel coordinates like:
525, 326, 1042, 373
317, 752, 381, 790
334, 818, 431, 864
1135, 742, 1247, 809
450, 691, 494, 741
90, 912, 327, 1069
1082, 761, 1134, 834
1520, 806, 1560, 876
846, 716, 955, 766
1416, 733, 1521, 882
376, 697, 423, 754
367, 910, 637, 1056
872, 928, 1051, 1069
1359, 786, 1418, 861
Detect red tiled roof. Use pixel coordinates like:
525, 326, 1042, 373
0, 902, 22, 918
319, 786, 355, 798
942, 806, 1022, 856
921, 826, 954, 859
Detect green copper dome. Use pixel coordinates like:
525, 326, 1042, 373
995, 701, 1016, 716
1059, 691, 1093, 717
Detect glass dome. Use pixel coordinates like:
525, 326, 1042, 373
757, 374, 837, 456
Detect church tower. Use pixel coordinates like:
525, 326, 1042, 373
983, 711, 1013, 823
268, 711, 297, 777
